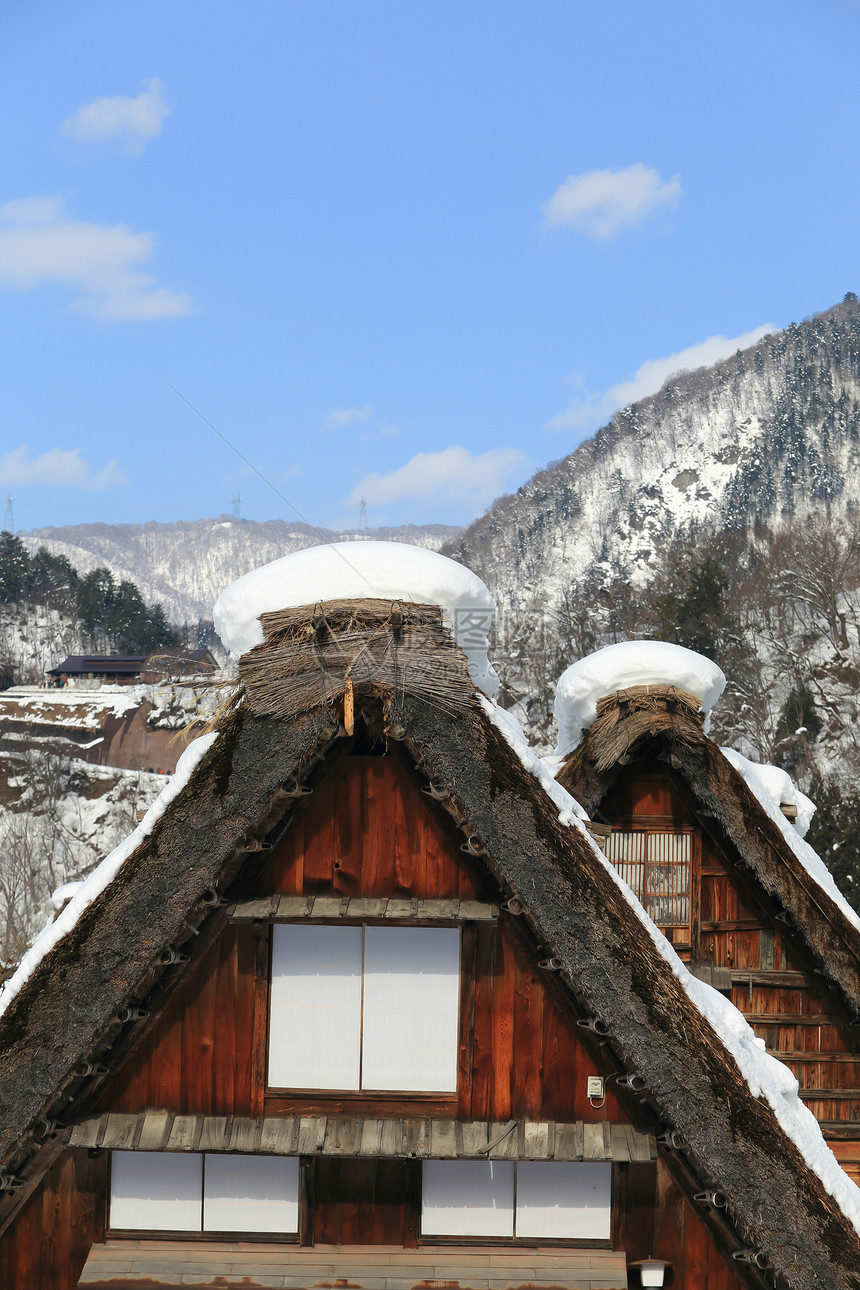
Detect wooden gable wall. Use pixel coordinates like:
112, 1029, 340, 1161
103, 748, 623, 1125
0, 745, 752, 1289
601, 757, 860, 1182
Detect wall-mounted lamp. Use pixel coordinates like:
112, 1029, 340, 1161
630, 1258, 671, 1286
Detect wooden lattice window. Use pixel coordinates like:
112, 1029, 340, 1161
603, 831, 692, 930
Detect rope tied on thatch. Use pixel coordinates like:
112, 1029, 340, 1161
236, 597, 477, 722
563, 684, 706, 779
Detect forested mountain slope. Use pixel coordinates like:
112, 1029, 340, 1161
23, 518, 462, 626
448, 296, 860, 625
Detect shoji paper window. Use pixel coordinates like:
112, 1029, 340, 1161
604, 831, 692, 928
421, 1162, 611, 1240
110, 1153, 300, 1234
515, 1162, 611, 1239
269, 924, 460, 1093
269, 925, 363, 1089
110, 1151, 202, 1232
362, 926, 460, 1092
422, 1160, 515, 1237
203, 1154, 300, 1233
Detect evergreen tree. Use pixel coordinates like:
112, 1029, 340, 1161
649, 550, 733, 662
805, 775, 860, 914
0, 532, 30, 603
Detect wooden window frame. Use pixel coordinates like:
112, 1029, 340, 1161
266, 920, 463, 1100
105, 1150, 302, 1244
603, 824, 700, 951
416, 1159, 616, 1249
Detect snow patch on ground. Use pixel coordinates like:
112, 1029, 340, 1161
554, 641, 726, 755
0, 733, 218, 1017
214, 541, 500, 698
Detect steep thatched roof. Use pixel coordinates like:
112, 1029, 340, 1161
557, 685, 860, 1019
0, 616, 859, 1288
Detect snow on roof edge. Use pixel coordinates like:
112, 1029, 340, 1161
0, 733, 218, 1020
479, 696, 860, 1235
720, 746, 860, 937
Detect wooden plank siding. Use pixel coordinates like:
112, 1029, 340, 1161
0, 1149, 106, 1290
601, 759, 860, 1178
103, 754, 624, 1126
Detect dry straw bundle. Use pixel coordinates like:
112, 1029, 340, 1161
576, 684, 705, 775
236, 597, 476, 721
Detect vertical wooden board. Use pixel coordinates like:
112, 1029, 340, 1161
649, 1159, 687, 1278
212, 922, 241, 1112
511, 957, 545, 1120
150, 980, 185, 1109
368, 1160, 410, 1245
392, 754, 426, 896
313, 1157, 408, 1246
333, 757, 367, 895
300, 770, 340, 892
178, 929, 220, 1114
457, 923, 478, 1120
0, 1149, 106, 1290
612, 1162, 656, 1265
250, 923, 271, 1117
359, 758, 395, 896
469, 922, 497, 1121
489, 924, 516, 1118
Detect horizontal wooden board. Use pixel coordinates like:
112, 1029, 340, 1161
68, 1112, 655, 1162
227, 895, 499, 922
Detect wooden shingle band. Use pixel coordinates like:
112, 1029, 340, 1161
225, 895, 499, 922
68, 1112, 656, 1162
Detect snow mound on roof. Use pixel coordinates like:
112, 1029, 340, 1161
721, 748, 816, 838
213, 541, 500, 698
0, 732, 218, 1020
554, 640, 726, 756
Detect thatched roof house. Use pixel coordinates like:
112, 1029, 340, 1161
1, 547, 859, 1289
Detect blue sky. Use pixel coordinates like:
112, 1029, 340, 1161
2, 0, 859, 533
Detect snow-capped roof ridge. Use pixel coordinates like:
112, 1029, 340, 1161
213, 540, 500, 699
554, 639, 726, 756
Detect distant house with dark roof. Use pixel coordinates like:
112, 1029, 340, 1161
49, 649, 217, 686
48, 654, 148, 684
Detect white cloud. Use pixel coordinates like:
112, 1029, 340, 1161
325, 403, 372, 427
0, 197, 196, 321
543, 163, 681, 238
0, 447, 128, 491
548, 324, 778, 432
60, 78, 170, 152
348, 445, 528, 512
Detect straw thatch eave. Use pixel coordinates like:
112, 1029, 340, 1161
556, 690, 860, 1020
0, 651, 857, 1284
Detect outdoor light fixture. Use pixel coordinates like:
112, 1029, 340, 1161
630, 1259, 670, 1286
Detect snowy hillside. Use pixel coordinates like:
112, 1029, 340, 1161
447, 296, 860, 628
22, 518, 462, 625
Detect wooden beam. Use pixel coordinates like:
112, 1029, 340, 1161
67, 1112, 655, 1162
226, 895, 499, 922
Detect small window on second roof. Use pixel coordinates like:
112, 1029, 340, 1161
268, 924, 460, 1093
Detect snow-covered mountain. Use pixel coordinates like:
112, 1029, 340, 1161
21, 518, 462, 626
446, 295, 860, 628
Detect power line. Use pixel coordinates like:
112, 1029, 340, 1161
162, 379, 376, 591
